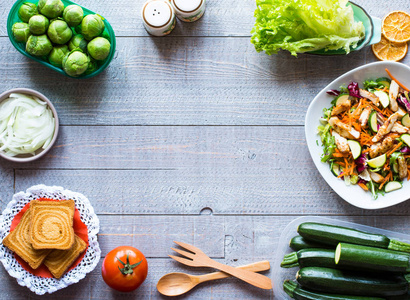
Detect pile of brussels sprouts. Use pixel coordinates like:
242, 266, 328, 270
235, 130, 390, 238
11, 0, 111, 77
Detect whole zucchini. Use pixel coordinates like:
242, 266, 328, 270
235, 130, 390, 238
335, 243, 410, 273
281, 248, 336, 268
283, 280, 386, 300
298, 222, 410, 253
289, 235, 331, 251
296, 267, 408, 297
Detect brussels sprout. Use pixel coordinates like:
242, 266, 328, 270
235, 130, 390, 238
87, 37, 110, 60
47, 20, 72, 45
63, 5, 84, 27
26, 34, 53, 56
62, 50, 89, 77
81, 14, 105, 40
38, 0, 64, 19
48, 44, 69, 68
28, 14, 49, 35
18, 2, 37, 23
68, 34, 87, 52
85, 57, 98, 75
12, 22, 31, 43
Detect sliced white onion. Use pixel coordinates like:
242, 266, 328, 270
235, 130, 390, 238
0, 94, 55, 157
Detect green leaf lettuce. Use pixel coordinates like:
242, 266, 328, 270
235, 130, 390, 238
251, 0, 365, 56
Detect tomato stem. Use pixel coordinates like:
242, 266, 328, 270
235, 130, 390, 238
117, 253, 143, 275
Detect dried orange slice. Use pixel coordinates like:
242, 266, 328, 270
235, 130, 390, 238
372, 35, 408, 61
382, 11, 410, 43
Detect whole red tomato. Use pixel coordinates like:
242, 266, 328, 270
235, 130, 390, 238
102, 246, 148, 292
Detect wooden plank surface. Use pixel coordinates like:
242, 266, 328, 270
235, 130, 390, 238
5, 125, 410, 215
1, 0, 410, 298
1, 216, 410, 299
0, 0, 408, 37
0, 36, 374, 126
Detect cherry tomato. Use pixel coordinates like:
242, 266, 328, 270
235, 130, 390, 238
102, 246, 148, 292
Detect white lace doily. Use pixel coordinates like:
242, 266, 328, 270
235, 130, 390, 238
0, 184, 100, 295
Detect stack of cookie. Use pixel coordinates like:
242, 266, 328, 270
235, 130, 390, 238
2, 200, 87, 278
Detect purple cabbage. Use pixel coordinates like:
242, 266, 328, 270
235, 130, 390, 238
397, 94, 410, 113
348, 82, 361, 98
377, 124, 380, 131
327, 89, 340, 96
401, 146, 410, 153
358, 179, 368, 185
355, 154, 367, 173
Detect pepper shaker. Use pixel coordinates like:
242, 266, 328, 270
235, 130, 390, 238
171, 0, 206, 22
141, 0, 176, 36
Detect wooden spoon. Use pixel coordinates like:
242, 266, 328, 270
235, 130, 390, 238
157, 260, 270, 296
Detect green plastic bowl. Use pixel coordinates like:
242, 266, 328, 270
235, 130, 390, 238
7, 0, 116, 79
307, 2, 381, 56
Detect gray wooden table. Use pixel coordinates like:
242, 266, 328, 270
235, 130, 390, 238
1, 0, 410, 298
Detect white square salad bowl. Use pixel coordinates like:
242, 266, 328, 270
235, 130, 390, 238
305, 61, 410, 209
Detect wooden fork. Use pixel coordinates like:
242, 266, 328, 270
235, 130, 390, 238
169, 241, 273, 290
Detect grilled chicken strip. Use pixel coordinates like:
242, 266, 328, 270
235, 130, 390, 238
369, 171, 385, 183
332, 131, 349, 153
331, 100, 351, 116
392, 123, 409, 134
360, 89, 380, 106
328, 117, 360, 140
372, 112, 400, 143
398, 155, 408, 180
359, 106, 372, 127
369, 134, 396, 158
396, 107, 407, 118
389, 80, 400, 112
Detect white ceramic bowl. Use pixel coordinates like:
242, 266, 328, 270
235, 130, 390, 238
0, 88, 59, 163
305, 61, 410, 209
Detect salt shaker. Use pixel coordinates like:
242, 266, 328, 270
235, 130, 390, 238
141, 0, 176, 36
171, 0, 206, 22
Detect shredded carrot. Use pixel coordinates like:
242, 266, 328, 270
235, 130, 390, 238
386, 68, 410, 92
381, 107, 394, 117
358, 182, 369, 191
333, 153, 348, 158
387, 142, 403, 157
379, 170, 393, 190
379, 178, 388, 190
384, 163, 391, 171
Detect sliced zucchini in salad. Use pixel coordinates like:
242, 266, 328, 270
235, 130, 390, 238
335, 94, 350, 106
402, 114, 410, 128
392, 160, 399, 173
373, 90, 389, 108
401, 134, 410, 147
385, 181, 402, 193
368, 111, 378, 133
367, 154, 386, 169
347, 140, 361, 160
330, 162, 340, 177
376, 77, 391, 88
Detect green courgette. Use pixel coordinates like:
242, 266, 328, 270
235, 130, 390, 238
289, 236, 331, 251
335, 243, 410, 273
296, 267, 408, 297
283, 280, 385, 300
298, 222, 410, 253
281, 248, 336, 268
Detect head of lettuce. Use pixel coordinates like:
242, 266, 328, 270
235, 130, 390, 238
251, 0, 365, 56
